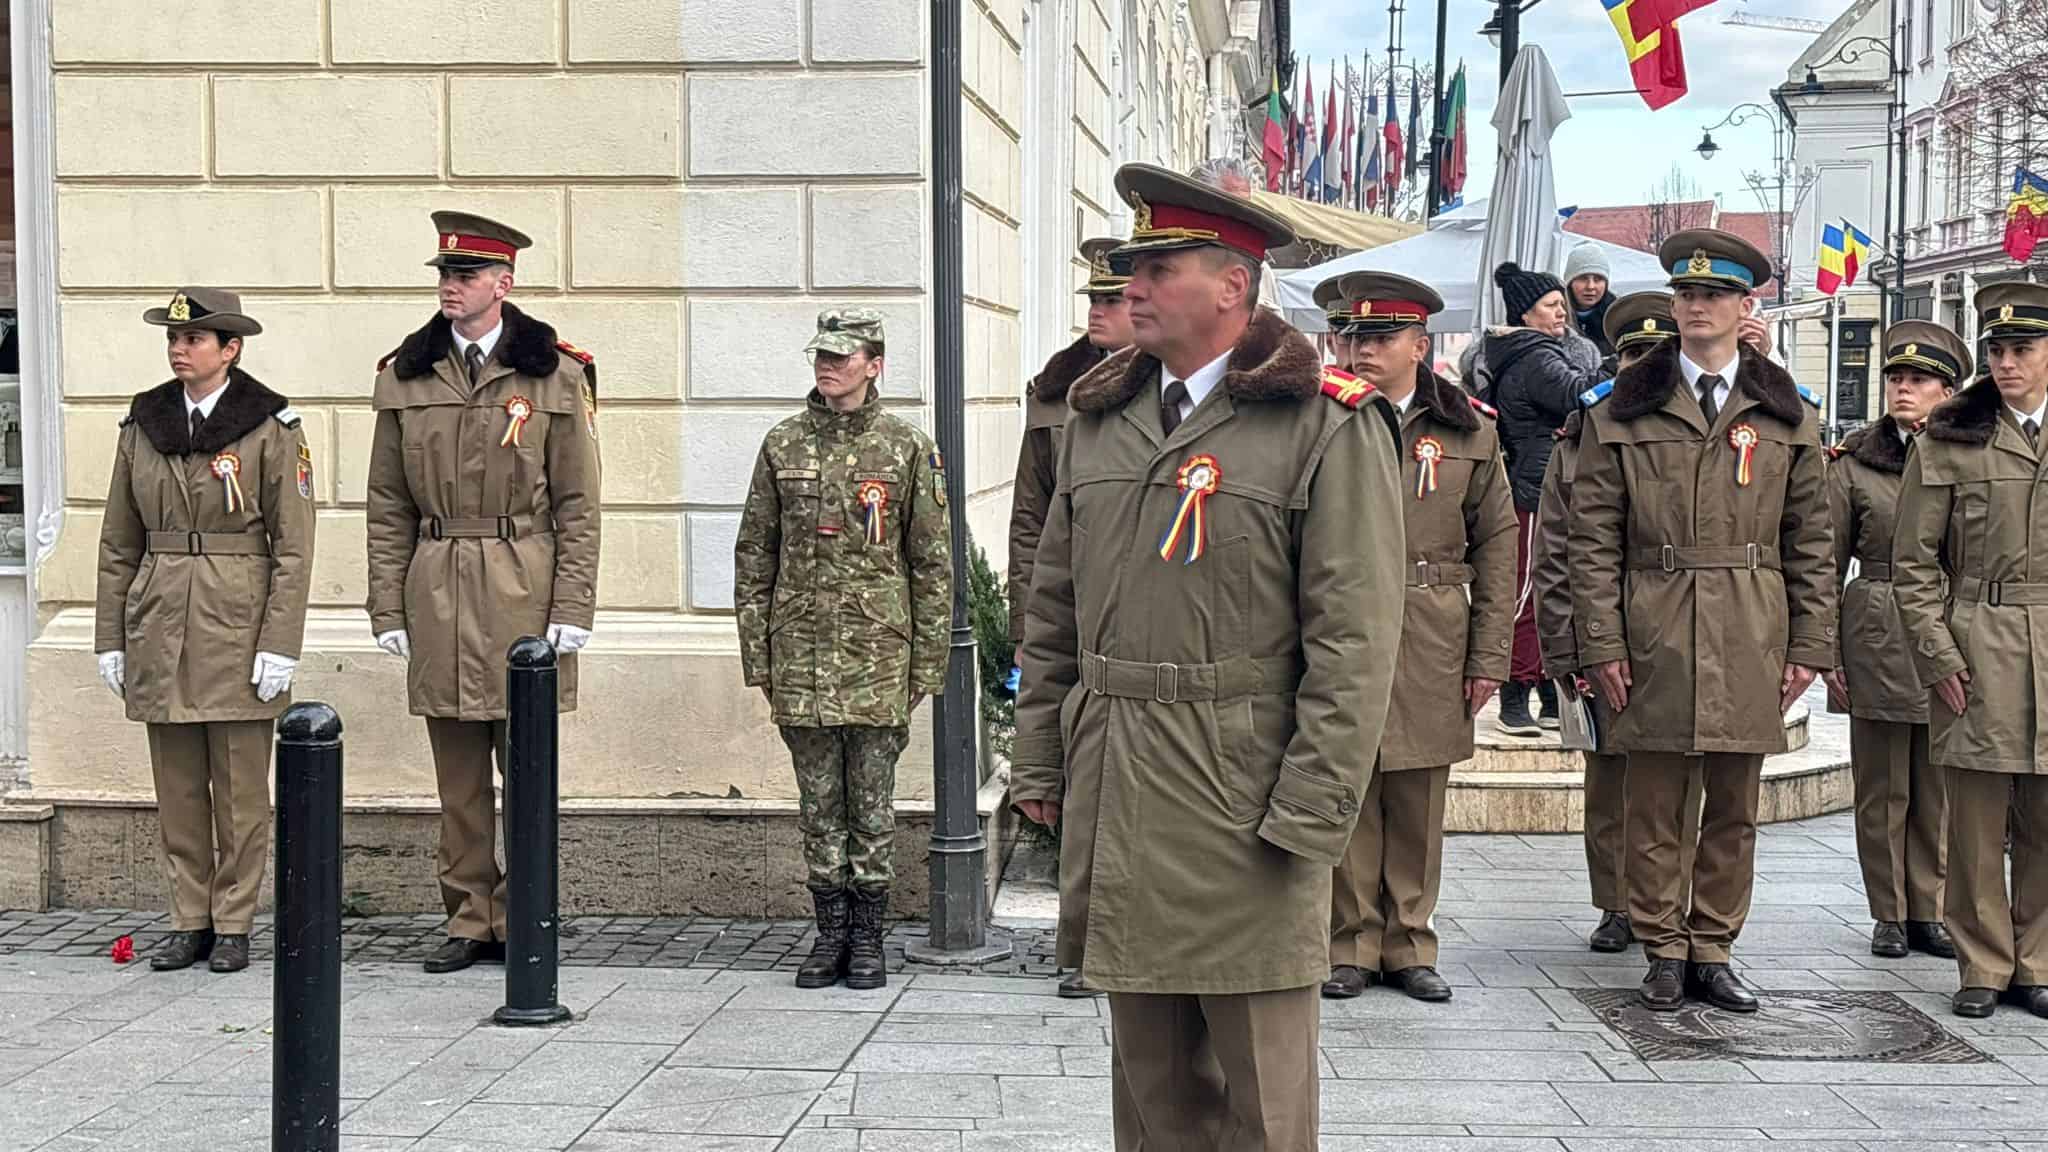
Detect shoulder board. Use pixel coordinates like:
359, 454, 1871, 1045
274, 406, 302, 429
1319, 366, 1376, 409
555, 339, 595, 366
377, 348, 400, 373
1796, 383, 1823, 408
1468, 395, 1498, 419
1578, 378, 1615, 409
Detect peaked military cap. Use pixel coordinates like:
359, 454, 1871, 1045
427, 210, 533, 270
1332, 271, 1441, 334
1603, 290, 1675, 352
1660, 227, 1772, 293
1112, 163, 1295, 260
1883, 319, 1971, 382
1077, 237, 1131, 296
805, 308, 886, 357
1976, 281, 2048, 340
1312, 274, 1351, 330
143, 287, 262, 336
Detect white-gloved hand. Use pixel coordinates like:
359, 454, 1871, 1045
546, 622, 592, 654
251, 652, 298, 703
375, 629, 411, 660
97, 651, 125, 699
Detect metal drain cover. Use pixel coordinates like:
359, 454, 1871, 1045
1573, 988, 1992, 1064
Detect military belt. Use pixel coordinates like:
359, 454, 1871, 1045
1953, 577, 2048, 606
146, 531, 270, 557
1856, 561, 1893, 582
1627, 544, 1781, 573
1078, 649, 1303, 703
1408, 561, 1476, 587
420, 515, 553, 541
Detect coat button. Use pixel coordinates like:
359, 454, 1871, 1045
1338, 798, 1355, 815
1498, 639, 1509, 648
1589, 623, 1603, 633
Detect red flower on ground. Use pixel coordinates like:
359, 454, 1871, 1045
110, 935, 134, 964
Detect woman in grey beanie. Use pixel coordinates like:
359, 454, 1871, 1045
1563, 243, 1615, 356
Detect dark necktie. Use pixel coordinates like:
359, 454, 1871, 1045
2027, 417, 2041, 449
466, 343, 486, 386
1697, 373, 1722, 427
1161, 379, 1188, 435
189, 407, 205, 446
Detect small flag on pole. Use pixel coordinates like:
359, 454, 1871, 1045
1816, 222, 1847, 296
2006, 167, 2048, 262
1262, 70, 1287, 192
1841, 221, 1871, 287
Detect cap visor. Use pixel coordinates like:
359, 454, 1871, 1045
143, 309, 262, 335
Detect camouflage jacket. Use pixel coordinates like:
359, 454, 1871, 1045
735, 387, 953, 727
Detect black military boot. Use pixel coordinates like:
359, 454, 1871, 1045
150, 929, 215, 972
1535, 679, 1561, 730
845, 888, 889, 990
796, 887, 851, 989
1495, 681, 1540, 737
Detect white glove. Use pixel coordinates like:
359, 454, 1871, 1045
375, 629, 411, 660
97, 651, 125, 699
251, 652, 297, 703
546, 622, 592, 654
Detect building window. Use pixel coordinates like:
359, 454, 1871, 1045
1921, 0, 1935, 61
1917, 135, 1933, 227
1948, 128, 1967, 217
1903, 1, 1914, 64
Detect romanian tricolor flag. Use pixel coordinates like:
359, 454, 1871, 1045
1602, 0, 1691, 110
1816, 223, 1847, 296
1841, 221, 1872, 287
2006, 167, 2048, 262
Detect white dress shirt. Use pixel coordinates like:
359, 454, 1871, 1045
1677, 348, 1739, 417
185, 383, 228, 423
452, 319, 504, 364
1163, 349, 1234, 422
1391, 388, 1417, 415
2007, 397, 2047, 433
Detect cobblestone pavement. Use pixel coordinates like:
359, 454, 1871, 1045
8, 812, 2048, 1151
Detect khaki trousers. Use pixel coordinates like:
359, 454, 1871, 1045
1850, 718, 1946, 923
1626, 751, 1762, 963
146, 720, 274, 934
1330, 766, 1449, 971
1107, 985, 1320, 1152
1584, 752, 1703, 914
1945, 768, 2048, 990
426, 718, 509, 942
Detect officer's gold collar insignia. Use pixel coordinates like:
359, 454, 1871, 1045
167, 293, 191, 323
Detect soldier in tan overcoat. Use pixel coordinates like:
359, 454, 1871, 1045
1893, 282, 2048, 1020
1012, 165, 1406, 1151
95, 288, 315, 974
364, 212, 602, 973
1534, 292, 1703, 955
1825, 321, 1963, 963
1570, 229, 1837, 1013
1323, 272, 1517, 1004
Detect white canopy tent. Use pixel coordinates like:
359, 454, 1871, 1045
1276, 204, 1670, 334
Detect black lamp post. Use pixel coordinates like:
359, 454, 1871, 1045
1696, 102, 1793, 306
1801, 32, 1905, 322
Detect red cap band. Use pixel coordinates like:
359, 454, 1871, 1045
1352, 298, 1429, 320
438, 232, 518, 264
1146, 204, 1271, 258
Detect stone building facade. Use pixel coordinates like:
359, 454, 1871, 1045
0, 0, 1282, 914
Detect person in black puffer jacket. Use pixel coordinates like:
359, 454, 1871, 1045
1483, 261, 1606, 736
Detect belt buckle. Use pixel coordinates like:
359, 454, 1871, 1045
1086, 653, 1107, 695
1414, 560, 1431, 587
1745, 542, 1761, 571
1660, 544, 1677, 573
1989, 581, 2004, 607
1154, 662, 1180, 704
496, 515, 515, 540
187, 531, 203, 556
428, 517, 445, 541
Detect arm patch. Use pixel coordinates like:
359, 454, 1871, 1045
1578, 378, 1615, 408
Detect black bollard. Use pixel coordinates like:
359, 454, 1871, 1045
494, 636, 571, 1027
273, 702, 343, 1152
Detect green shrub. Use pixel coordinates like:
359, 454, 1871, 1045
965, 538, 1014, 755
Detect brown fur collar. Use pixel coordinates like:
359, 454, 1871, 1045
1609, 337, 1805, 426
1925, 378, 2005, 446
1030, 335, 1107, 405
125, 369, 288, 457
390, 302, 564, 382
1069, 308, 1320, 413
1413, 365, 1481, 432
1839, 418, 1909, 473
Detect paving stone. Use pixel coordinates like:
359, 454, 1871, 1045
671, 1009, 880, 1071
849, 1041, 1062, 1076
597, 1067, 833, 1136
429, 1101, 604, 1147
892, 990, 1100, 1018
483, 1040, 671, 1106
1319, 1080, 1580, 1126
1316, 1024, 1623, 1052
1323, 1048, 1612, 1082
569, 1134, 780, 1150
850, 1072, 1000, 1117
1833, 1084, 2048, 1129
1556, 1083, 1873, 1129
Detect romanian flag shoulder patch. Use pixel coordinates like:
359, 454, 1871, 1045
1468, 395, 1498, 419
1320, 367, 1376, 409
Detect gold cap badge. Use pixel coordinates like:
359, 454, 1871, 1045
166, 292, 191, 323
1131, 194, 1152, 233
442, 233, 459, 250
2002, 303, 2016, 321
1644, 318, 1658, 332
1905, 342, 1918, 356
1688, 249, 1713, 275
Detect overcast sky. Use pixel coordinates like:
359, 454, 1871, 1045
1291, 0, 1844, 213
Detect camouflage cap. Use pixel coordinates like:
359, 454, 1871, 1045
805, 308, 886, 357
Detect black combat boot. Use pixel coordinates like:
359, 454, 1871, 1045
796, 887, 851, 989
845, 888, 889, 990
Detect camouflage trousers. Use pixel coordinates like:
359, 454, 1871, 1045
778, 724, 908, 892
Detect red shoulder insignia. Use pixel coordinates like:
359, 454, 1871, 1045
377, 349, 399, 373
555, 339, 595, 366
1469, 395, 1499, 419
1320, 366, 1376, 409
1826, 443, 1846, 460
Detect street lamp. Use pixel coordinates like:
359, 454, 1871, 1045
1801, 33, 1905, 322
1697, 102, 1794, 306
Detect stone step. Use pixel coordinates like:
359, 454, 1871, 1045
1463, 702, 1810, 773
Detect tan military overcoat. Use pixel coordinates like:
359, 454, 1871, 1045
1893, 380, 2048, 774
1008, 335, 1102, 644
1380, 369, 1518, 770
1534, 407, 1591, 681
365, 305, 601, 719
1569, 340, 1838, 754
1011, 309, 1408, 995
95, 371, 315, 723
1827, 419, 1928, 724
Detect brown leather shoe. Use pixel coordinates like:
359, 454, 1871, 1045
1640, 958, 1685, 1010
1685, 962, 1759, 1013
1870, 921, 1908, 958
150, 929, 215, 972
1320, 964, 1376, 998
1906, 920, 1956, 959
208, 934, 250, 973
